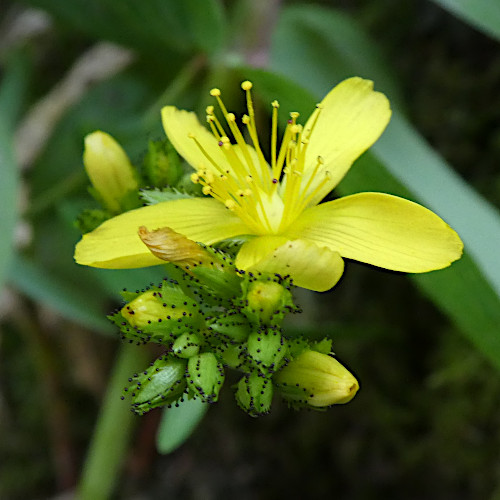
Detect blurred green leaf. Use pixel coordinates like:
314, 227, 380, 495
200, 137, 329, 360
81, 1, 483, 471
262, 5, 500, 368
0, 52, 28, 289
27, 0, 226, 56
156, 397, 208, 454
271, 4, 403, 108
430, 0, 500, 42
9, 256, 113, 334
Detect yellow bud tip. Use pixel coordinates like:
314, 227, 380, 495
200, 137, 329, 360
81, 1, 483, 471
242, 115, 250, 124
190, 173, 199, 183
202, 185, 211, 195
206, 105, 214, 114
241, 80, 253, 91
226, 113, 236, 122
210, 88, 221, 97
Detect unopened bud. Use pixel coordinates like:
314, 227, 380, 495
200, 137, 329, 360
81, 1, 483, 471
126, 355, 187, 415
83, 131, 138, 213
172, 332, 201, 358
186, 353, 225, 403
274, 351, 359, 408
235, 372, 273, 417
243, 280, 294, 325
246, 329, 288, 373
118, 288, 204, 342
143, 139, 182, 187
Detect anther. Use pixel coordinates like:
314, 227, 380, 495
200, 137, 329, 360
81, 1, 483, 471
241, 80, 253, 91
272, 100, 279, 108
210, 88, 221, 97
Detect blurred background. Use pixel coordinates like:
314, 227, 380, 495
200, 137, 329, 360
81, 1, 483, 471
1, 0, 500, 499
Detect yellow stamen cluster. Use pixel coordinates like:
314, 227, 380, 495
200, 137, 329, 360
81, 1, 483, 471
189, 82, 333, 235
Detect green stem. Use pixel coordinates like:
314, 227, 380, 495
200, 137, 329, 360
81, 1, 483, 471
77, 343, 149, 500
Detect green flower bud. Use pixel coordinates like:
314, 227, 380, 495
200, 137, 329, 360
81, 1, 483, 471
246, 328, 288, 373
214, 343, 245, 370
172, 333, 201, 358
274, 351, 359, 408
242, 279, 295, 325
117, 287, 204, 344
186, 353, 225, 403
83, 131, 138, 213
208, 314, 251, 343
235, 372, 273, 417
125, 355, 187, 415
143, 139, 183, 187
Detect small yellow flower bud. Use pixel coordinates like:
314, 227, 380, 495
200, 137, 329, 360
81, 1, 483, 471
83, 131, 138, 213
244, 280, 294, 325
274, 351, 359, 408
121, 290, 170, 329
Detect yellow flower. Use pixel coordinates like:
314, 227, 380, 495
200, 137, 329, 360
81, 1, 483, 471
74, 77, 463, 291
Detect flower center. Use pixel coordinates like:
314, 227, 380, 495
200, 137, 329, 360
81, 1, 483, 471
189, 81, 332, 235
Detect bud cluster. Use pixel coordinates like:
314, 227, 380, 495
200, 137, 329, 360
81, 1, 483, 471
111, 245, 359, 417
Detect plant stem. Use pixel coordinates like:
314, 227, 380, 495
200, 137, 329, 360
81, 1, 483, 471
77, 343, 149, 500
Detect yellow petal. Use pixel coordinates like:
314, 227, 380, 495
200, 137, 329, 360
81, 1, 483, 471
83, 131, 138, 213
161, 106, 230, 175
290, 192, 464, 273
75, 198, 249, 269
236, 236, 344, 292
302, 77, 391, 205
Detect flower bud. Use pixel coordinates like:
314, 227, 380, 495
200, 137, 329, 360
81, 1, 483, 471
274, 351, 359, 408
208, 314, 251, 343
142, 139, 182, 187
118, 288, 204, 344
243, 280, 294, 325
172, 332, 201, 358
186, 353, 225, 403
83, 131, 138, 213
126, 355, 187, 415
235, 372, 273, 417
246, 328, 288, 373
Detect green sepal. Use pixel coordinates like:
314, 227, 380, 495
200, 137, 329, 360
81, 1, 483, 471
235, 371, 273, 417
125, 355, 187, 415
186, 353, 225, 403
246, 328, 288, 374
142, 139, 183, 187
172, 333, 201, 358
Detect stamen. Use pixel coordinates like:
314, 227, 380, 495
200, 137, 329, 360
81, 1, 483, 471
271, 100, 279, 171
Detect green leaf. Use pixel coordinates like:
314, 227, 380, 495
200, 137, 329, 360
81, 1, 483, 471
9, 256, 113, 334
27, 0, 226, 56
0, 52, 28, 289
156, 397, 208, 454
266, 5, 500, 368
430, 0, 500, 42
270, 4, 403, 107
